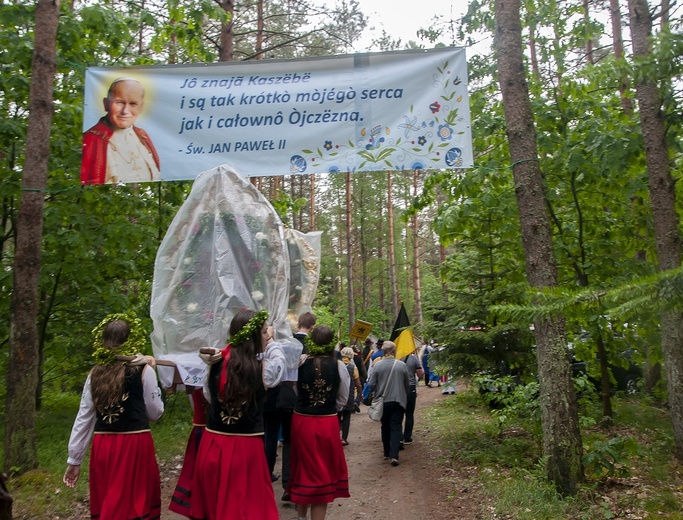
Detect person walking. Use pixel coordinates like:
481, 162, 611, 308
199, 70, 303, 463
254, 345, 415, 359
368, 341, 410, 467
265, 311, 316, 500
339, 347, 363, 445
402, 348, 424, 445
190, 309, 287, 520
288, 325, 351, 520
63, 313, 164, 520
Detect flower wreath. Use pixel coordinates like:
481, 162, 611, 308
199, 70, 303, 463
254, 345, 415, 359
305, 335, 337, 356
229, 309, 269, 346
91, 311, 148, 365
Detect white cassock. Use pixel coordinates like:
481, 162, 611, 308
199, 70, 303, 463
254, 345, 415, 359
106, 127, 160, 184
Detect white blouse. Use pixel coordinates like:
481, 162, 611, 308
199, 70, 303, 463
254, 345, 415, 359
66, 365, 164, 466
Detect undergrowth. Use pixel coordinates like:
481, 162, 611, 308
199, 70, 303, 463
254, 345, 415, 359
428, 382, 683, 519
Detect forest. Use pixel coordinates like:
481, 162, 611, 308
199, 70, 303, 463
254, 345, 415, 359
1, 0, 683, 511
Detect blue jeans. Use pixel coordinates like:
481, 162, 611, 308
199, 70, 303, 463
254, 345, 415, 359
381, 401, 405, 460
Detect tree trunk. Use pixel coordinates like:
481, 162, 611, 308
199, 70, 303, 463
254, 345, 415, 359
290, 175, 298, 229
4, 0, 59, 473
583, 0, 594, 65
359, 184, 369, 309
609, 0, 634, 112
439, 243, 448, 299
495, 0, 583, 495
378, 203, 385, 320
628, 0, 683, 460
661, 0, 670, 28
138, 0, 145, 54
345, 171, 355, 326
216, 0, 235, 62
255, 0, 264, 59
596, 334, 613, 425
528, 21, 540, 76
412, 169, 423, 324
387, 171, 399, 317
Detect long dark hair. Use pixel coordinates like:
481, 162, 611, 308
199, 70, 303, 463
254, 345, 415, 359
91, 320, 138, 412
219, 309, 265, 408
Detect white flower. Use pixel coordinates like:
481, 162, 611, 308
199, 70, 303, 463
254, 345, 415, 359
255, 232, 267, 241
294, 259, 301, 265
183, 257, 193, 265
251, 291, 264, 302
295, 286, 302, 291
187, 303, 198, 313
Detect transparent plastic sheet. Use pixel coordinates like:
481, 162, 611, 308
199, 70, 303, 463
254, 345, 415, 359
284, 228, 322, 330
150, 164, 302, 388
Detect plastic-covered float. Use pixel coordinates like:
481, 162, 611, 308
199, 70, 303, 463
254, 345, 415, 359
149, 164, 320, 389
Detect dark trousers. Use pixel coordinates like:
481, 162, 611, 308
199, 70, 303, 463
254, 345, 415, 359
338, 409, 352, 441
403, 386, 417, 442
264, 408, 293, 489
381, 401, 405, 460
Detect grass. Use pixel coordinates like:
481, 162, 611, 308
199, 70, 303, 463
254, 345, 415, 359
428, 384, 683, 519
0, 390, 193, 518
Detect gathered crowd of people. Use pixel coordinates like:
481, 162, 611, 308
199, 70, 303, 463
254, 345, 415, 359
64, 309, 449, 520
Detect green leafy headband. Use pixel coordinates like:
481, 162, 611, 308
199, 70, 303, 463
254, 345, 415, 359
305, 335, 337, 356
91, 311, 148, 365
229, 309, 269, 346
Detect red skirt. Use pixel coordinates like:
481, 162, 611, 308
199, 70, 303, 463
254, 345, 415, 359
288, 413, 350, 504
169, 425, 205, 517
189, 431, 278, 520
89, 431, 161, 520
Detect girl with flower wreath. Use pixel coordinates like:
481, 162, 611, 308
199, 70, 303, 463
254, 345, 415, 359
287, 325, 351, 520
63, 312, 164, 520
190, 308, 287, 520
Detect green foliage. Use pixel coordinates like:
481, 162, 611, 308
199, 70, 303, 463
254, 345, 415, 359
270, 190, 307, 228
474, 373, 598, 444
582, 436, 642, 481
427, 324, 536, 379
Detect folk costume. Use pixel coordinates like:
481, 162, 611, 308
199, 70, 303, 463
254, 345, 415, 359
189, 311, 286, 520
169, 387, 208, 517
66, 313, 164, 520
288, 338, 351, 505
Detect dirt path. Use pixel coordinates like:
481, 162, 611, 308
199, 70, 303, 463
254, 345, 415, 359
161, 384, 484, 520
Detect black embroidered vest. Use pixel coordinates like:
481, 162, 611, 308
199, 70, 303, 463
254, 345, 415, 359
206, 361, 266, 434
94, 366, 150, 433
296, 355, 340, 415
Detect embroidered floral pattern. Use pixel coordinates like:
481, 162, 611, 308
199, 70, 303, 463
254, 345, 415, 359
302, 377, 333, 407
220, 401, 246, 425
101, 392, 129, 424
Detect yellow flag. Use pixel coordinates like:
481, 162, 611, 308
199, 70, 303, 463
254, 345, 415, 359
390, 303, 415, 360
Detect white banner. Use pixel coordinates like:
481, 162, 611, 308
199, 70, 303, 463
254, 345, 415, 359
81, 47, 472, 185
